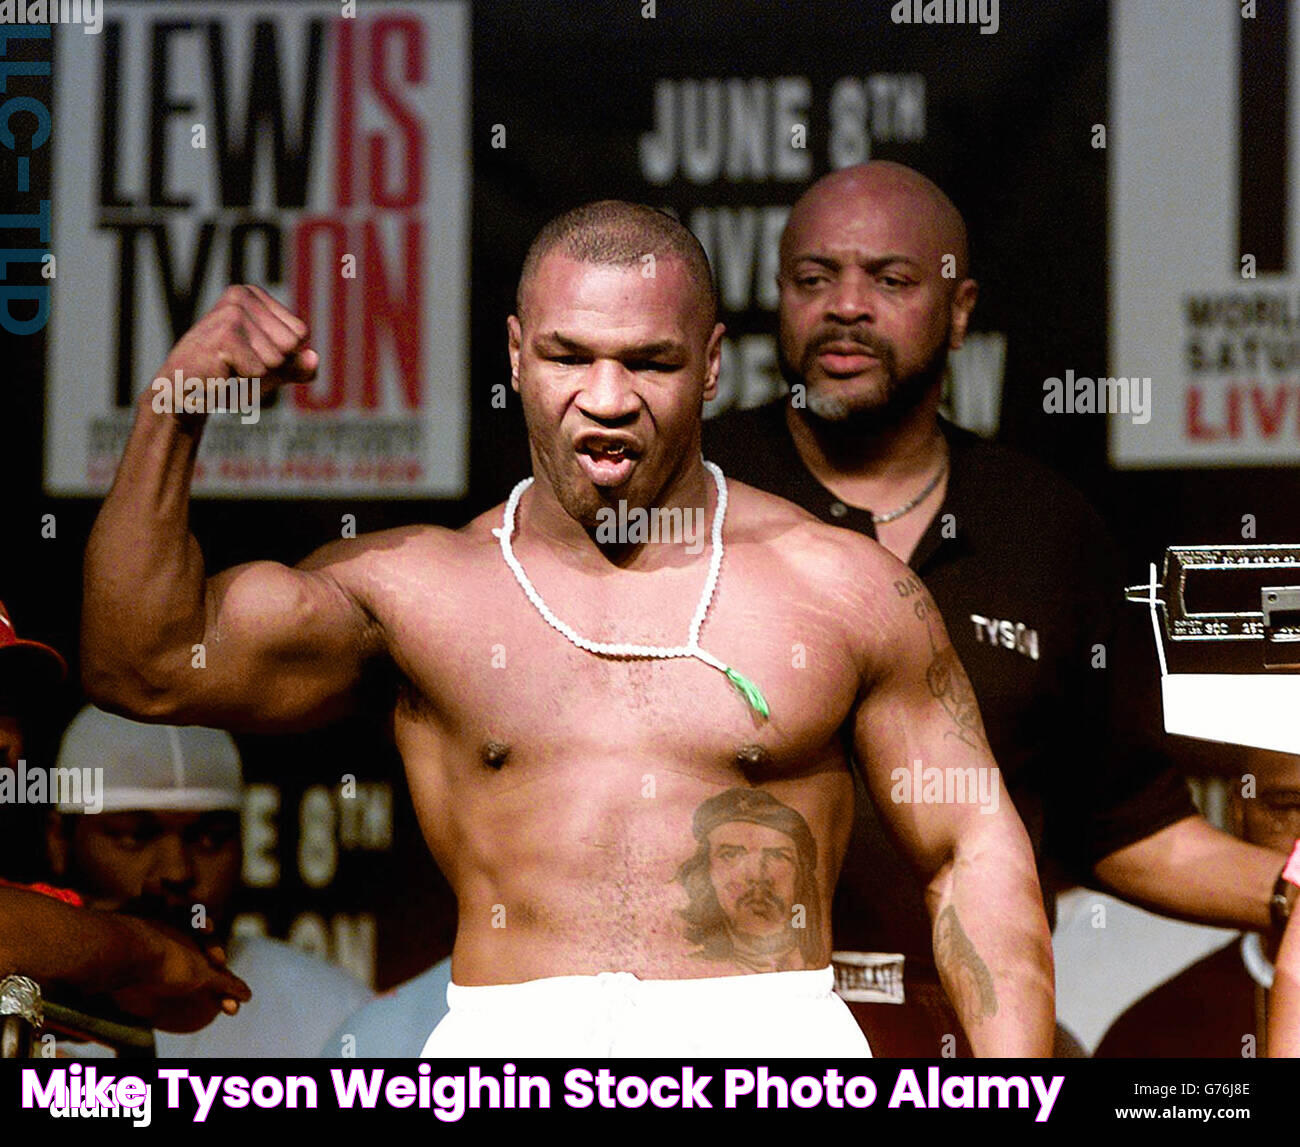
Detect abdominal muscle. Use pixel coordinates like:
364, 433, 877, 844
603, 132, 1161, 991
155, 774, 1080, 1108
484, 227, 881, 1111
404, 747, 846, 987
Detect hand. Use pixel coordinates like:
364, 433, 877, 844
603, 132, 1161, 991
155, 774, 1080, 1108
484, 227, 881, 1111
152, 284, 318, 418
109, 915, 252, 1033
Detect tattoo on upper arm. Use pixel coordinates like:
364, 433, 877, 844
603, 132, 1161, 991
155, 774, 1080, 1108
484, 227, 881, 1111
924, 642, 986, 752
935, 904, 998, 1021
675, 787, 827, 973
898, 583, 987, 752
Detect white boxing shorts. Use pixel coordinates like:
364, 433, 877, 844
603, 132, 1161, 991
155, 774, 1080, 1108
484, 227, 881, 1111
419, 966, 871, 1058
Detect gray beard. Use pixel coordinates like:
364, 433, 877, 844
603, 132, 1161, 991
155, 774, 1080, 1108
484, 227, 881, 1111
803, 375, 932, 431
804, 389, 857, 422
780, 343, 949, 435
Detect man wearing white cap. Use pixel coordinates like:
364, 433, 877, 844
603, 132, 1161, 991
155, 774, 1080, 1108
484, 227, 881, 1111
45, 706, 372, 1056
2, 609, 253, 1048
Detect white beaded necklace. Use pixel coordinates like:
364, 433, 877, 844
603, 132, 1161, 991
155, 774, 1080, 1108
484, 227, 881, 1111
492, 459, 769, 718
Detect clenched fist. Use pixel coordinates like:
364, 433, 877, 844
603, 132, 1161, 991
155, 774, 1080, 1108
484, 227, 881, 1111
150, 284, 319, 422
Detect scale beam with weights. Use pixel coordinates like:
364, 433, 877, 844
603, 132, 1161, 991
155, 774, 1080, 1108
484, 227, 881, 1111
0, 972, 156, 1059
1126, 545, 1300, 754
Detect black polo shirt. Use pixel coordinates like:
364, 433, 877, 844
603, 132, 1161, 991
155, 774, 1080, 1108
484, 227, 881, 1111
703, 399, 1195, 959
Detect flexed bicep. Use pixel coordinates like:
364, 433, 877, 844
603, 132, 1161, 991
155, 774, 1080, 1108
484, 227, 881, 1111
180, 547, 383, 730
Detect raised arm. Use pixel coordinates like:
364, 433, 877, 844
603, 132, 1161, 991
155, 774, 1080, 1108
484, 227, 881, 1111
851, 568, 1054, 1057
82, 286, 382, 731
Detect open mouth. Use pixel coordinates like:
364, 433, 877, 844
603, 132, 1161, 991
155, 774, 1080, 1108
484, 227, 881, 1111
583, 443, 629, 461
576, 438, 640, 486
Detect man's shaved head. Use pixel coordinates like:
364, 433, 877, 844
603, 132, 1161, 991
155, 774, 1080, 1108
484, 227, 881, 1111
781, 162, 970, 283
506, 200, 725, 540
516, 200, 718, 328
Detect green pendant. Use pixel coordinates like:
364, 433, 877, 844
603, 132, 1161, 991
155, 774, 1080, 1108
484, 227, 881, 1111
724, 667, 770, 720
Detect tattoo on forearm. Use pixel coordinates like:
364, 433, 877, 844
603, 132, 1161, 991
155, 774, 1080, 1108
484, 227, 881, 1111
675, 787, 827, 973
935, 905, 998, 1021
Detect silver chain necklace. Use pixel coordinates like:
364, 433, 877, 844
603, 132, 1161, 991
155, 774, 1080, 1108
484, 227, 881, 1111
871, 458, 949, 524
493, 459, 769, 718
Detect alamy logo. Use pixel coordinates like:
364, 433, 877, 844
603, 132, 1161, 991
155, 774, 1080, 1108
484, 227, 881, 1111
890, 758, 1001, 815
0, 0, 103, 34
594, 501, 704, 554
890, 0, 998, 35
22, 1067, 151, 1126
0, 761, 103, 813
151, 372, 261, 425
1042, 370, 1152, 424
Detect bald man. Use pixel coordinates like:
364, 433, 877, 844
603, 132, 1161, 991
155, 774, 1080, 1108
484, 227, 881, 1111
81, 200, 1053, 1057
704, 162, 1296, 1054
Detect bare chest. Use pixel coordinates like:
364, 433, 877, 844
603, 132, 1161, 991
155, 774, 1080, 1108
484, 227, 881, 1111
379, 548, 862, 781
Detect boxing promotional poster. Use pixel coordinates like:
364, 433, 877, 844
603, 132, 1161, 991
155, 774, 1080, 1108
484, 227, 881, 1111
46, 1, 470, 497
